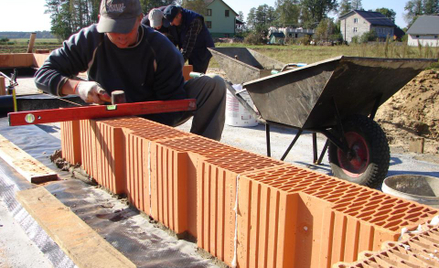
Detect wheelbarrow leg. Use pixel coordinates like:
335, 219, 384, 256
266, 124, 271, 157
369, 93, 383, 120
313, 133, 329, 165
316, 140, 329, 165
312, 133, 318, 163
281, 129, 303, 161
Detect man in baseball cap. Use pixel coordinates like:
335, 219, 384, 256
163, 5, 214, 73
141, 6, 177, 45
34, 0, 226, 141
148, 8, 164, 29
97, 0, 142, 33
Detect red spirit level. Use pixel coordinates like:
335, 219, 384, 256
8, 99, 196, 126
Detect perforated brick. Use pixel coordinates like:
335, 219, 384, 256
239, 165, 439, 267
334, 225, 439, 268
60, 120, 81, 165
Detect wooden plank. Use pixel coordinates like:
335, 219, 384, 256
16, 187, 136, 268
0, 134, 58, 183
8, 99, 197, 126
32, 53, 50, 68
0, 76, 5, 95
0, 53, 34, 68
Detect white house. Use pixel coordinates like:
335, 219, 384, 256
407, 15, 439, 47
339, 10, 395, 43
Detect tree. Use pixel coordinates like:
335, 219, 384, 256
139, 0, 175, 14
238, 11, 244, 22
246, 4, 276, 32
236, 11, 246, 35
375, 8, 396, 23
338, 0, 352, 17
300, 0, 338, 28
315, 18, 332, 41
181, 0, 206, 15
422, 0, 439, 14
404, 0, 438, 25
45, 0, 179, 40
45, 0, 102, 40
275, 0, 301, 27
351, 0, 362, 10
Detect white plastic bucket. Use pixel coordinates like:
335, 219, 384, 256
382, 174, 439, 208
225, 85, 258, 127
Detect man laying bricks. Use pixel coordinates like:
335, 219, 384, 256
164, 5, 215, 74
34, 0, 226, 141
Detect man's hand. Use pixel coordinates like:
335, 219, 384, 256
75, 81, 111, 104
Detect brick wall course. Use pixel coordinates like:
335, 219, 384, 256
61, 117, 439, 268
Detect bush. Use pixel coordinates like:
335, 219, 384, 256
330, 32, 343, 43
0, 37, 9, 43
351, 36, 359, 44
297, 35, 311, 45
360, 30, 378, 43
244, 32, 266, 45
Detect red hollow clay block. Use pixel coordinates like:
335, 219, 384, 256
236, 178, 299, 268
196, 155, 289, 267
150, 142, 189, 234
196, 161, 237, 265
100, 116, 190, 142
60, 120, 81, 165
241, 165, 439, 267
336, 227, 439, 267
95, 121, 126, 194
125, 132, 150, 214
79, 119, 97, 181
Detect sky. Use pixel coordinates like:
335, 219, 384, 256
0, 0, 408, 32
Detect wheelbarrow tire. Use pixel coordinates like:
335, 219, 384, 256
328, 115, 390, 189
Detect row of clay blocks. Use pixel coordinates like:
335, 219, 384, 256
61, 117, 439, 268
334, 220, 439, 267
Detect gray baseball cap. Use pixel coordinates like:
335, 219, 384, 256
148, 8, 164, 28
97, 0, 142, 34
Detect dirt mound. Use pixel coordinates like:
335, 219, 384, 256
375, 69, 439, 156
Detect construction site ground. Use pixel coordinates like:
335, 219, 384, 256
1, 72, 439, 267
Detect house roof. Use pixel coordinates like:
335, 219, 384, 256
205, 0, 238, 16
394, 27, 405, 38
407, 15, 439, 35
270, 32, 285, 38
340, 10, 395, 27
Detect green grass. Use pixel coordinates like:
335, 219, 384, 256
213, 42, 439, 66
0, 38, 62, 53
1, 38, 438, 69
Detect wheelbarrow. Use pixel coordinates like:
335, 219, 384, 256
211, 48, 437, 188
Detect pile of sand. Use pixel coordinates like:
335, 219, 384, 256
375, 69, 439, 156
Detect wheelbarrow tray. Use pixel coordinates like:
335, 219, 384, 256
243, 56, 437, 130
209, 47, 285, 84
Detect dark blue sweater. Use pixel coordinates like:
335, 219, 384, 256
35, 24, 186, 103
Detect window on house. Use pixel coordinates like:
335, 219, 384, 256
353, 27, 358, 33
435, 36, 438, 39
225, 10, 229, 17
206, 21, 212, 29
354, 18, 358, 23
206, 9, 212, 16
416, 35, 420, 38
